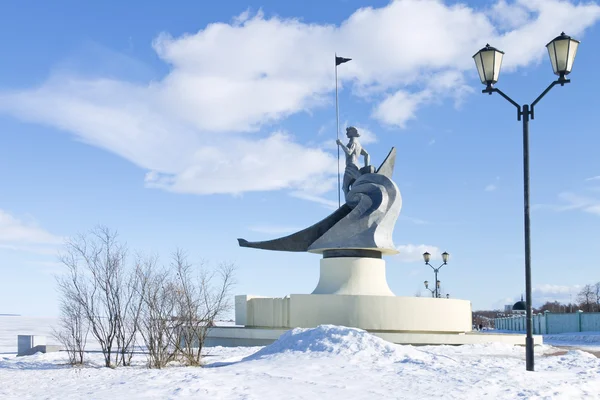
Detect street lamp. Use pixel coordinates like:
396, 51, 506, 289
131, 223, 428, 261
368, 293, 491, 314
422, 251, 449, 298
473, 32, 580, 372
423, 279, 441, 298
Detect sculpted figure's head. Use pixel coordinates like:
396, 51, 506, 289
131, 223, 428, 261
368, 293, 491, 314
346, 126, 360, 138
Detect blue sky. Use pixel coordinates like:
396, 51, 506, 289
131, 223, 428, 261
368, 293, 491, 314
1, 0, 600, 316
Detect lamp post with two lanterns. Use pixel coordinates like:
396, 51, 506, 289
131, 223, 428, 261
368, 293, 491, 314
423, 279, 440, 298
472, 32, 580, 372
422, 251, 449, 299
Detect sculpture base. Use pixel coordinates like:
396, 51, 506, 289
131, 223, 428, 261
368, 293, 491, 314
236, 293, 473, 332
235, 256, 472, 333
311, 257, 395, 296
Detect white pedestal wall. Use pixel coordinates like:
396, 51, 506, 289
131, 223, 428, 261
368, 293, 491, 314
235, 256, 473, 333
289, 295, 471, 332
241, 294, 472, 333
235, 295, 268, 325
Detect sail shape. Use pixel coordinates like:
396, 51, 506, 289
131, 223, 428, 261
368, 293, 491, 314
237, 147, 397, 253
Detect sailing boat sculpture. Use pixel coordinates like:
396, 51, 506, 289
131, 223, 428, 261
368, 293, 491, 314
238, 127, 402, 258
228, 127, 473, 338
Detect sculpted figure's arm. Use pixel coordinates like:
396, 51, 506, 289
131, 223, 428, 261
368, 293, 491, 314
336, 139, 355, 156
361, 148, 370, 167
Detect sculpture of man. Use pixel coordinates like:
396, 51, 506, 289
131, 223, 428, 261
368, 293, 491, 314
336, 126, 371, 199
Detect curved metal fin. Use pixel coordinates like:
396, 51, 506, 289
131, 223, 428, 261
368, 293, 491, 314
237, 204, 352, 252
375, 147, 396, 178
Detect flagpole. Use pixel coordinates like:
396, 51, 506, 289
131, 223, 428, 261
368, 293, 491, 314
335, 53, 341, 208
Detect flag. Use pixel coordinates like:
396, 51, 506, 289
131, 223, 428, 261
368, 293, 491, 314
335, 56, 352, 66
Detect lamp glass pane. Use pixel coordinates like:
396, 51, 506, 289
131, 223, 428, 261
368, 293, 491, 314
442, 252, 449, 263
423, 252, 431, 263
547, 42, 558, 75
474, 53, 486, 84
566, 40, 579, 73
493, 51, 503, 82
553, 38, 570, 73
481, 50, 496, 83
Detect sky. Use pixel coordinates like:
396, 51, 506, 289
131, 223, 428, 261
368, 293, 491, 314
1, 0, 600, 316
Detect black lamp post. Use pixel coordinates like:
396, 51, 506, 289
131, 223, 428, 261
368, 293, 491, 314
423, 279, 441, 298
422, 251, 449, 298
473, 32, 580, 372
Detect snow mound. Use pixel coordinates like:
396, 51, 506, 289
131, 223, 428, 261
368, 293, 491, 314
244, 325, 432, 364
563, 349, 598, 360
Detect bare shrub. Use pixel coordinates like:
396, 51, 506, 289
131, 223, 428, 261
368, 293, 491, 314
171, 250, 235, 366
56, 227, 235, 369
57, 226, 141, 367
53, 296, 89, 365
114, 257, 145, 367
136, 257, 179, 368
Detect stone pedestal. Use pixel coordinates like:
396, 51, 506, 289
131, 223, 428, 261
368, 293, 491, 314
311, 257, 394, 296
235, 256, 473, 333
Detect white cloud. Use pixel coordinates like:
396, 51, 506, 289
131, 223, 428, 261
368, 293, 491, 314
0, 209, 61, 245
495, 284, 582, 309
395, 244, 442, 263
0, 0, 598, 197
0, 244, 60, 256
533, 284, 582, 304
352, 126, 378, 145
585, 176, 600, 181
535, 192, 600, 216
534, 284, 580, 296
488, 0, 532, 30
0, 209, 62, 256
144, 132, 336, 195
289, 191, 339, 210
318, 123, 376, 157
372, 90, 428, 128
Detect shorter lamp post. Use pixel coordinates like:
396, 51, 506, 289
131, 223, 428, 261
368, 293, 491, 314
422, 251, 449, 298
423, 279, 441, 298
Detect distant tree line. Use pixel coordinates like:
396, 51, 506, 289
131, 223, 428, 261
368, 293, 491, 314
473, 282, 600, 329
574, 282, 600, 312
54, 226, 235, 368
534, 283, 600, 313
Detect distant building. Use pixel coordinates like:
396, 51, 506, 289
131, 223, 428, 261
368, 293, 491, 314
503, 295, 526, 314
511, 295, 526, 314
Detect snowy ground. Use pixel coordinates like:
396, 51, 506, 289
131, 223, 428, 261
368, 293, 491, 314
492, 329, 600, 352
2, 317, 600, 399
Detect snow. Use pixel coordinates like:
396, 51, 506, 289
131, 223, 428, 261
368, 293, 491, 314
544, 332, 600, 352
494, 329, 600, 351
0, 316, 60, 353
544, 332, 600, 344
244, 325, 402, 359
2, 317, 600, 399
